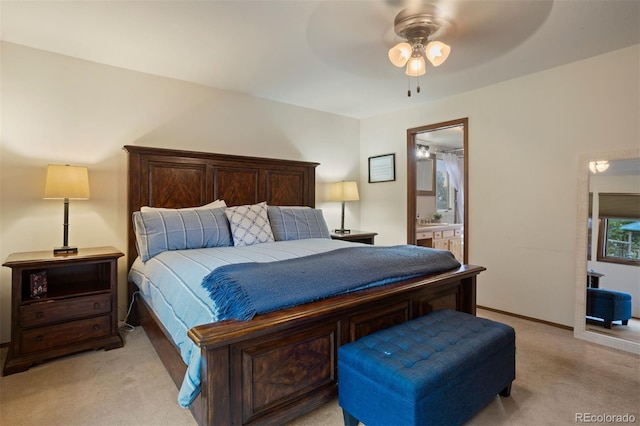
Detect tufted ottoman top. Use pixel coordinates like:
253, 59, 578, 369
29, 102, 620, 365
338, 309, 515, 401
587, 288, 632, 301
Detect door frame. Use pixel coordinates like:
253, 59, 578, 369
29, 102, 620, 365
407, 118, 469, 263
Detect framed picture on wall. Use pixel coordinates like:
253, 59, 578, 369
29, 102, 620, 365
368, 153, 396, 183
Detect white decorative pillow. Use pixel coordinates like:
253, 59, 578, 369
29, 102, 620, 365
141, 199, 227, 212
225, 202, 275, 247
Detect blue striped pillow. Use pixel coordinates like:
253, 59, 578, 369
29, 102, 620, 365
267, 206, 331, 241
133, 208, 232, 262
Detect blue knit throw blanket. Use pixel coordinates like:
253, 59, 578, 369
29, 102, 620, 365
201, 245, 461, 321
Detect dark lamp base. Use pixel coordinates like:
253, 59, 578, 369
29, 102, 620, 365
53, 246, 78, 255
333, 229, 351, 234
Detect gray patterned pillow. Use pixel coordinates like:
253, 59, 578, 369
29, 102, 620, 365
225, 202, 275, 247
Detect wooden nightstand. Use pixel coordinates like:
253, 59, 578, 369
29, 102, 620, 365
330, 230, 378, 245
2, 246, 124, 375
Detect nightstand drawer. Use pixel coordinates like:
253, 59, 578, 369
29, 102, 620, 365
21, 315, 112, 354
19, 294, 111, 327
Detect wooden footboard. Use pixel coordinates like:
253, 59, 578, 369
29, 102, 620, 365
185, 264, 483, 425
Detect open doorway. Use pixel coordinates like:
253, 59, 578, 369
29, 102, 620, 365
407, 118, 468, 264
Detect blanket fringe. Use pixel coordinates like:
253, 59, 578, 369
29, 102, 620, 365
201, 274, 255, 321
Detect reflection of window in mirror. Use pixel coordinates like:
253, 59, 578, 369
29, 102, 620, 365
596, 193, 640, 266
417, 158, 435, 196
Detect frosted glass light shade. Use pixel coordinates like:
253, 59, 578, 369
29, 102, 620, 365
44, 164, 90, 199
388, 42, 412, 67
425, 41, 451, 66
328, 181, 359, 202
588, 161, 609, 174
405, 55, 426, 77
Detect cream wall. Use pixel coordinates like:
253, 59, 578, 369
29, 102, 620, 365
359, 45, 640, 327
0, 42, 360, 343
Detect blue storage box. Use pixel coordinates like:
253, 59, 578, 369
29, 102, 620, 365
586, 288, 632, 329
338, 309, 516, 426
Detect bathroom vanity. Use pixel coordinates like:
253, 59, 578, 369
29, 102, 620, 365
416, 224, 463, 261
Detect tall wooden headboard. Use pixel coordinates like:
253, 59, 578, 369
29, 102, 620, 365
124, 145, 319, 267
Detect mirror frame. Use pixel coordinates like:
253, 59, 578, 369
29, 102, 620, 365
407, 117, 468, 265
575, 148, 640, 354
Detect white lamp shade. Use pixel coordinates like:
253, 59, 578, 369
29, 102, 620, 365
388, 42, 412, 67
44, 164, 90, 199
329, 181, 359, 202
405, 55, 426, 77
425, 41, 451, 66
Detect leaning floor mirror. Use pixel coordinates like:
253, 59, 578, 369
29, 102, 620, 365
575, 149, 640, 354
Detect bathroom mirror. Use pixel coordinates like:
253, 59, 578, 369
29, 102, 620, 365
575, 149, 640, 354
407, 118, 467, 264
417, 158, 435, 196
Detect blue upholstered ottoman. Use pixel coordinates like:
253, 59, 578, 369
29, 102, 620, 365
338, 309, 516, 426
586, 288, 632, 329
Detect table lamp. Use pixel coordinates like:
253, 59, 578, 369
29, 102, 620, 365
44, 164, 90, 255
329, 181, 359, 234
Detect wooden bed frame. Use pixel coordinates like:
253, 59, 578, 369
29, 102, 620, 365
124, 145, 485, 425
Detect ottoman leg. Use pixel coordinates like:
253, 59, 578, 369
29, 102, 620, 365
622, 320, 629, 326
499, 383, 512, 397
342, 409, 360, 426
604, 319, 612, 329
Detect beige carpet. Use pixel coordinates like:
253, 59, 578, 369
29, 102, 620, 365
1, 309, 638, 426
586, 317, 640, 344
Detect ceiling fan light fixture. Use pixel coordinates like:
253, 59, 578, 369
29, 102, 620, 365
405, 53, 426, 77
388, 42, 412, 67
425, 40, 451, 66
389, 6, 454, 96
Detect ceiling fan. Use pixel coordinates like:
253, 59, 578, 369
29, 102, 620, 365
387, 5, 455, 96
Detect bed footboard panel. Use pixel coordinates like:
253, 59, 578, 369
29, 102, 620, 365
240, 322, 338, 424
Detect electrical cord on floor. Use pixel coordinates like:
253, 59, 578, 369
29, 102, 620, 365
119, 291, 140, 332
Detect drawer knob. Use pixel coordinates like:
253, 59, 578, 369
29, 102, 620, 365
35, 335, 43, 342
93, 302, 101, 309
35, 312, 44, 319
93, 325, 100, 331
